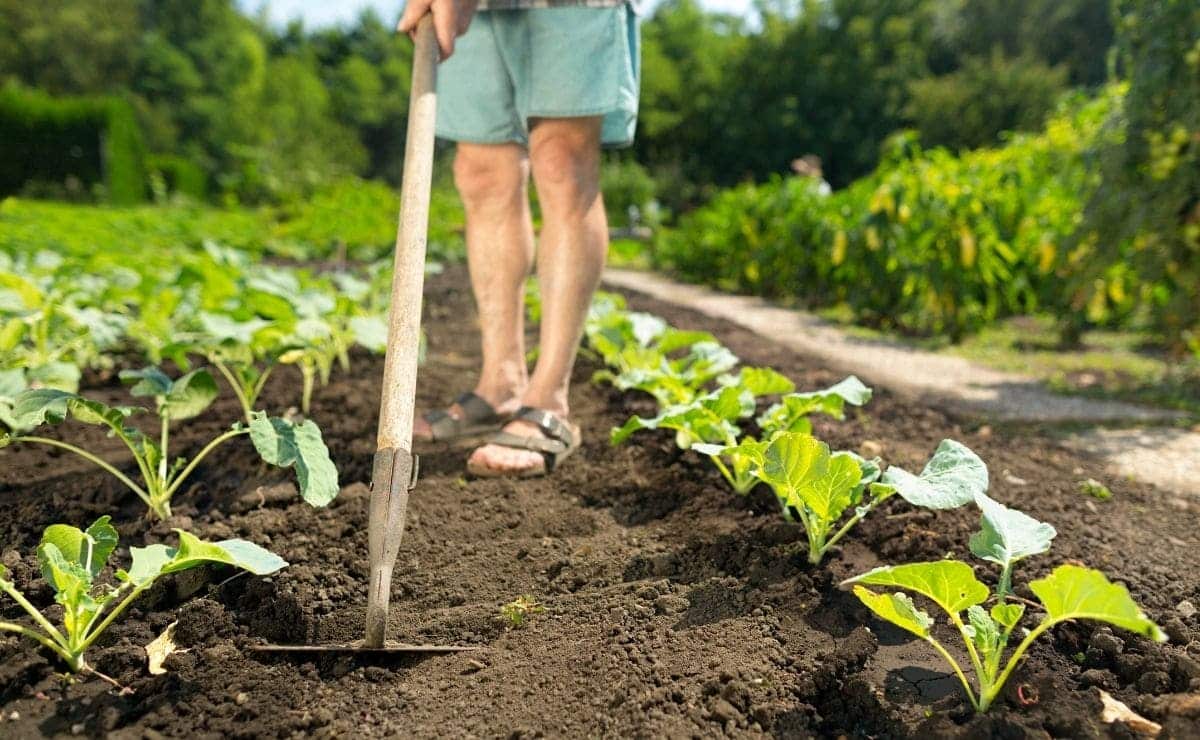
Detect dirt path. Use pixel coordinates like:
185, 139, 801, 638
604, 268, 1200, 498
1, 267, 1197, 738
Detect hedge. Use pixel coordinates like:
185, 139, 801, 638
0, 86, 146, 204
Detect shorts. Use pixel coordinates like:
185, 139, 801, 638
435, 5, 641, 149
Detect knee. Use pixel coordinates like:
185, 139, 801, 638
530, 135, 600, 212
453, 150, 526, 208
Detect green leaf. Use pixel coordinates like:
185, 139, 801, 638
40, 517, 118, 579
611, 386, 752, 449
125, 544, 174, 586
719, 366, 796, 396
198, 312, 272, 345
248, 413, 340, 506
349, 315, 388, 353
991, 602, 1025, 631
851, 585, 933, 638
162, 369, 218, 421
36, 541, 92, 595
655, 328, 715, 354
756, 375, 872, 434
120, 367, 174, 397
9, 389, 74, 427
164, 531, 288, 576
756, 433, 862, 522
843, 560, 990, 615
966, 604, 1002, 659
968, 493, 1056, 570
28, 362, 81, 393
1030, 564, 1166, 641
881, 439, 987, 510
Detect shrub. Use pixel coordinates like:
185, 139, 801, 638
0, 86, 145, 204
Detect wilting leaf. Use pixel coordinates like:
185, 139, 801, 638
248, 413, 340, 506
882, 439, 987, 509
844, 560, 990, 615
1030, 564, 1165, 641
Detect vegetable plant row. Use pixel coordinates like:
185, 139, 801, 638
578, 290, 1165, 712
0, 240, 396, 426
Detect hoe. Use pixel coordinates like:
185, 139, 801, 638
255, 16, 477, 656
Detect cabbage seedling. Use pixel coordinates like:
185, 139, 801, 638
756, 436, 984, 564
757, 376, 873, 436
612, 385, 754, 450
844, 560, 1165, 712
0, 516, 286, 675
0, 368, 339, 519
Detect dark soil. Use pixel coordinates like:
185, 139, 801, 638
2, 266, 1199, 739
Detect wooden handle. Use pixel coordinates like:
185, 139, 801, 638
376, 15, 438, 452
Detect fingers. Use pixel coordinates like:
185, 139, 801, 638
396, 0, 430, 33
431, 1, 458, 60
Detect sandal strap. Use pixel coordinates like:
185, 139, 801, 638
488, 431, 569, 456
512, 406, 573, 447
454, 392, 499, 422
422, 392, 501, 440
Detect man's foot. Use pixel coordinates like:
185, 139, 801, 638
413, 391, 514, 442
466, 407, 580, 478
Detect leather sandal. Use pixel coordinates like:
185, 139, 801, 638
466, 406, 581, 479
420, 392, 507, 441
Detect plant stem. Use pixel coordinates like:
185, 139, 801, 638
949, 612, 989, 695
212, 358, 254, 423
997, 563, 1014, 601
161, 427, 248, 500
158, 413, 170, 485
979, 619, 1056, 712
0, 621, 69, 660
7, 436, 152, 506
924, 636, 982, 712
78, 584, 151, 654
0, 583, 69, 645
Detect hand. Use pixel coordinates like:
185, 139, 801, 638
397, 0, 479, 61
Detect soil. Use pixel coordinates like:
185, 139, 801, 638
2, 266, 1199, 739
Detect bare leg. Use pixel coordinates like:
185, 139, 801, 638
414, 142, 533, 439
468, 117, 606, 475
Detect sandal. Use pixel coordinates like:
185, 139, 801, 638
466, 406, 581, 479
420, 392, 507, 441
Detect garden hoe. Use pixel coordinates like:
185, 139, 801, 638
254, 16, 477, 657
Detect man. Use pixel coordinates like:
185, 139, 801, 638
397, 0, 640, 477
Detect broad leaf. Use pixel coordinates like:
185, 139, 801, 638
162, 369, 218, 421
10, 389, 74, 427
248, 413, 340, 506
882, 439, 987, 509
852, 586, 933, 638
718, 366, 796, 396
349, 315, 388, 353
991, 602, 1025, 631
757, 433, 861, 521
37, 541, 92, 595
125, 544, 174, 586
968, 493, 1056, 570
611, 386, 753, 448
40, 517, 118, 578
198, 312, 271, 345
966, 604, 1002, 661
844, 560, 990, 615
164, 531, 288, 576
757, 375, 873, 434
121, 367, 174, 397
1030, 564, 1165, 641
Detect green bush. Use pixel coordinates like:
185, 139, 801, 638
0, 86, 145, 204
601, 157, 661, 228
654, 92, 1133, 340
146, 154, 207, 201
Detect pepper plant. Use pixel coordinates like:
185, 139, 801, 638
0, 367, 339, 519
0, 516, 286, 675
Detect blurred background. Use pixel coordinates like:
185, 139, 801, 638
1, 0, 1197, 414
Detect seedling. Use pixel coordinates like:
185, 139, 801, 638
694, 376, 873, 494
612, 385, 754, 450
0, 368, 339, 519
499, 596, 545, 629
757, 436, 984, 564
0, 516, 286, 675
844, 559, 1164, 712
1078, 478, 1113, 501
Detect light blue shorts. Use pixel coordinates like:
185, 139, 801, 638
435, 5, 641, 149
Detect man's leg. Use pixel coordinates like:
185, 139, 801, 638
414, 142, 534, 439
468, 117, 606, 474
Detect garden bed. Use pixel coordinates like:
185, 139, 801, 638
2, 267, 1198, 738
